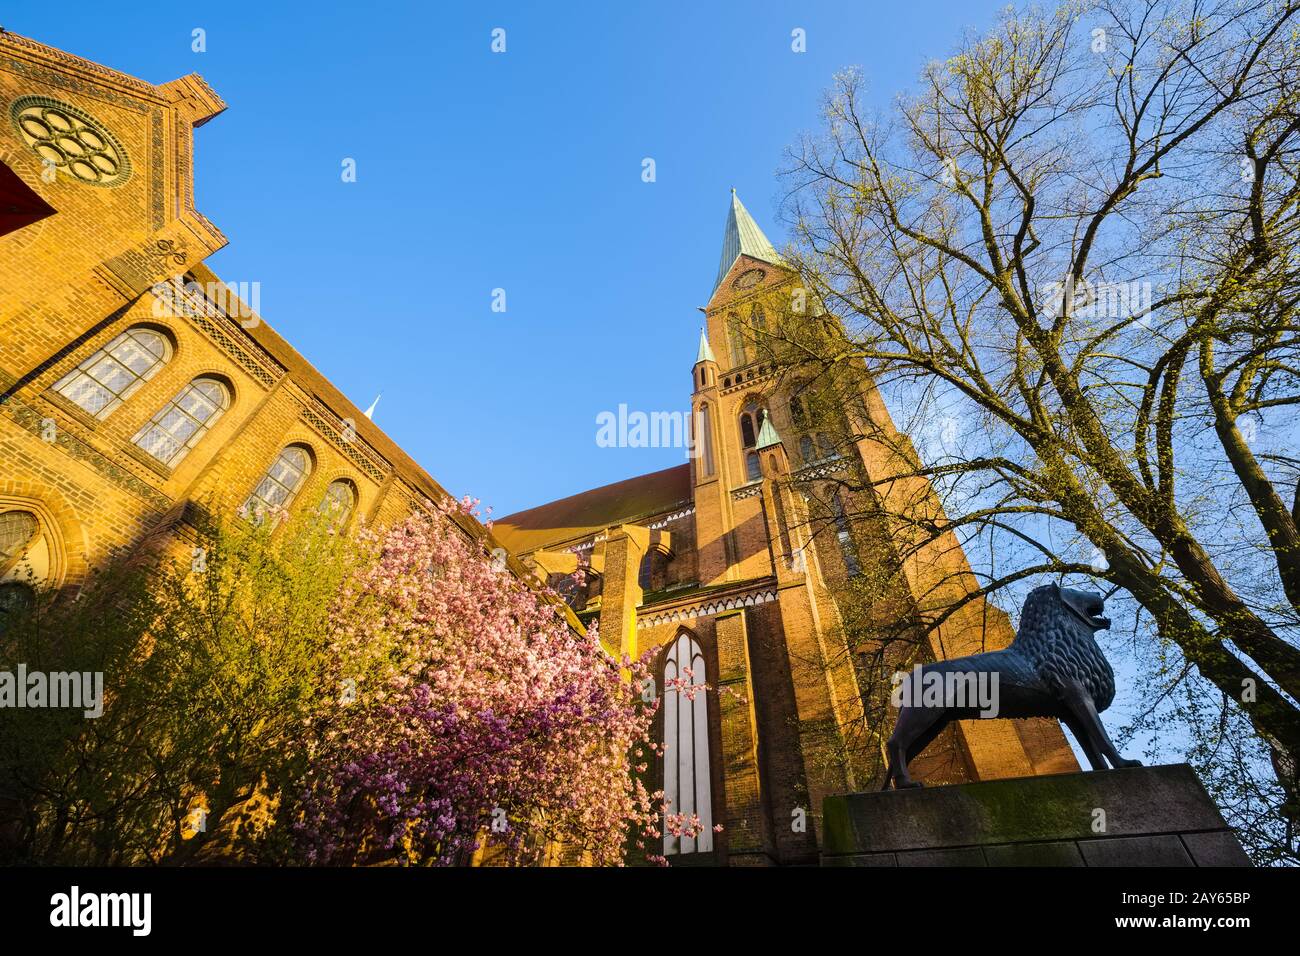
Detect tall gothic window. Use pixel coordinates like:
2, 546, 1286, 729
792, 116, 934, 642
789, 393, 807, 428
132, 377, 229, 467
53, 326, 172, 419
740, 399, 767, 452
696, 404, 715, 477
663, 631, 713, 855
728, 313, 746, 367
830, 489, 861, 577
745, 450, 761, 481
740, 410, 756, 448
799, 434, 815, 464
750, 302, 766, 333
245, 445, 313, 519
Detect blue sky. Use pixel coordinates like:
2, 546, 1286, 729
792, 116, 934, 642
4, 0, 1006, 518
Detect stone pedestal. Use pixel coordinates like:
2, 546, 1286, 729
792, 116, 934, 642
821, 764, 1249, 866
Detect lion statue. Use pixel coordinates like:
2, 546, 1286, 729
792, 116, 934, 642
881, 583, 1141, 789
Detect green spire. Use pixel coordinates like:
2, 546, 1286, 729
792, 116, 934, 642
713, 190, 783, 294
755, 411, 782, 450
696, 329, 716, 364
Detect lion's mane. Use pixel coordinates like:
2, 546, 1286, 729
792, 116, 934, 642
1010, 584, 1116, 711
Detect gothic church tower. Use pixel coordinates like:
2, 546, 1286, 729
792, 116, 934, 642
494, 191, 1079, 865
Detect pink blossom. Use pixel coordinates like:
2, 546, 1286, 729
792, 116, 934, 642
289, 499, 662, 866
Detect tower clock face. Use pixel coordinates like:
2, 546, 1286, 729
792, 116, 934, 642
733, 268, 765, 290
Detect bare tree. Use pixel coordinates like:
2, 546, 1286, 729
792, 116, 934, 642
769, 0, 1300, 861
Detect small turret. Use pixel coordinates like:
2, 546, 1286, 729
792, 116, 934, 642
696, 328, 716, 365
693, 328, 717, 393
755, 411, 782, 450
755, 411, 789, 478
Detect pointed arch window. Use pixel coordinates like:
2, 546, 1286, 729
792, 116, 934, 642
740, 411, 756, 449
750, 302, 766, 333
817, 433, 837, 460
663, 631, 713, 855
740, 399, 768, 451
745, 450, 761, 482
789, 394, 807, 429
246, 445, 313, 518
53, 325, 172, 419
320, 479, 357, 528
132, 376, 229, 467
728, 313, 746, 367
696, 404, 715, 478
830, 489, 861, 577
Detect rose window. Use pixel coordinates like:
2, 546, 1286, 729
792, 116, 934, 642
11, 96, 131, 187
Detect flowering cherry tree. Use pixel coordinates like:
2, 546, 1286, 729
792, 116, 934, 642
290, 499, 661, 865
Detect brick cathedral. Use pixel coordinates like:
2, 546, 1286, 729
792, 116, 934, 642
0, 32, 1077, 866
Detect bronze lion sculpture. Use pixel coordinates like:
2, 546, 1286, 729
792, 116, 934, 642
882, 583, 1140, 789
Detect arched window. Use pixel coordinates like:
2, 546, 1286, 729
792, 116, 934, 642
319, 479, 357, 528
132, 377, 229, 467
740, 411, 756, 449
638, 551, 653, 590
53, 326, 172, 419
740, 399, 767, 451
745, 450, 761, 482
663, 631, 713, 855
817, 433, 836, 460
799, 435, 815, 464
750, 302, 766, 333
789, 394, 807, 428
245, 445, 313, 518
696, 404, 715, 478
728, 314, 746, 367
830, 490, 861, 577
